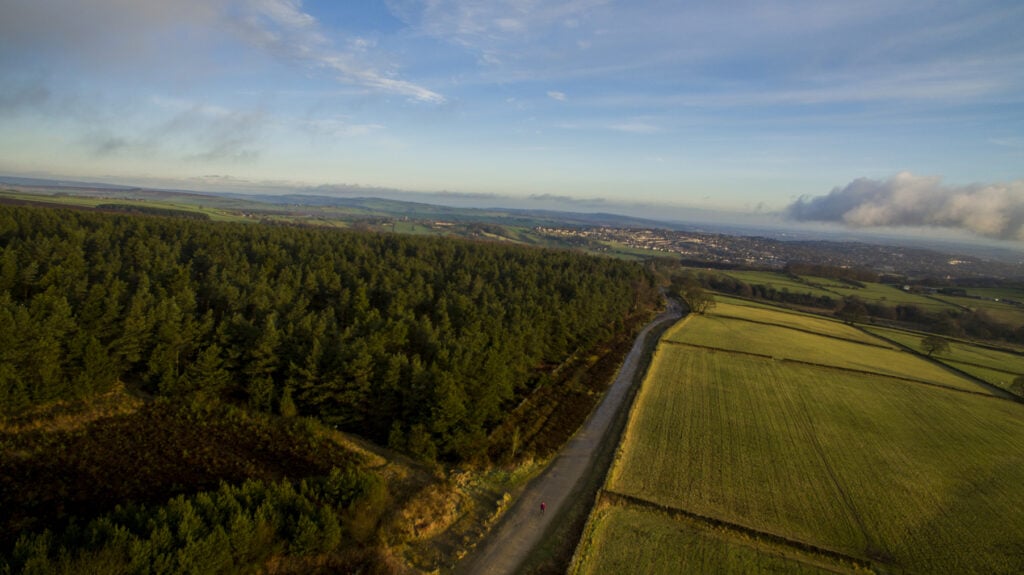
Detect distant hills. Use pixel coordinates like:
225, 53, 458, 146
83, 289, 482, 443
1, 174, 1021, 272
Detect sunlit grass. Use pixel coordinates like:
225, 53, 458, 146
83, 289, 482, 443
578, 301, 1024, 574
663, 309, 983, 392
605, 344, 1024, 573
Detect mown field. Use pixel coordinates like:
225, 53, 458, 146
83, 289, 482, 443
710, 296, 884, 343
573, 302, 1024, 574
931, 294, 1024, 329
662, 302, 987, 393
806, 278, 950, 308
963, 287, 1024, 301
722, 270, 972, 314
572, 505, 847, 575
723, 271, 838, 300
864, 325, 1024, 390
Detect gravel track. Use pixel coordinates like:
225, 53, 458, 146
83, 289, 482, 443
455, 300, 682, 575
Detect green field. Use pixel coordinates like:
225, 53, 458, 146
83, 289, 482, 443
946, 361, 1020, 389
572, 506, 845, 575
802, 278, 956, 312
931, 294, 1024, 328
574, 304, 1024, 574
663, 304, 986, 392
710, 298, 887, 344
721, 270, 969, 314
962, 287, 1024, 301
723, 271, 838, 300
863, 325, 1024, 390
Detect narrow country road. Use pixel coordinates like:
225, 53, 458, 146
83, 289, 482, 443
455, 299, 683, 575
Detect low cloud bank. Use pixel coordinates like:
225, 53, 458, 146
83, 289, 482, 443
787, 172, 1024, 241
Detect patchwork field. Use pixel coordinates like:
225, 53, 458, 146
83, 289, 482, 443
572, 506, 847, 575
920, 286, 1024, 320
710, 297, 884, 343
721, 270, 976, 315
801, 278, 955, 311
723, 271, 838, 300
572, 303, 1024, 574
931, 294, 1024, 329
663, 304, 989, 393
962, 287, 1024, 301
864, 325, 1024, 390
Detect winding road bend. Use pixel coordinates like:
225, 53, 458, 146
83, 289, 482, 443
455, 299, 683, 575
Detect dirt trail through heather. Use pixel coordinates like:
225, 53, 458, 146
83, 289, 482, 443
455, 300, 682, 575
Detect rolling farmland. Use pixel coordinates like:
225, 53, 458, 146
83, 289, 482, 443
722, 270, 978, 315
931, 293, 1024, 323
663, 302, 990, 393
932, 287, 1024, 330
573, 506, 844, 575
863, 325, 1024, 391
723, 271, 839, 300
572, 301, 1024, 574
800, 276, 955, 311
709, 297, 883, 343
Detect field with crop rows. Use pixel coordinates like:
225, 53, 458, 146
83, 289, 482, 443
863, 325, 1024, 390
573, 303, 1024, 574
961, 287, 1024, 301
720, 271, 964, 313
663, 305, 987, 392
723, 271, 838, 300
711, 297, 886, 343
803, 278, 956, 311
946, 362, 1020, 389
572, 505, 848, 575
931, 294, 1024, 328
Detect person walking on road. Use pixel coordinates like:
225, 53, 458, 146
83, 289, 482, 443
540, 501, 546, 514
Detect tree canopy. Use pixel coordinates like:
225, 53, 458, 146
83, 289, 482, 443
0, 205, 657, 462
920, 335, 950, 357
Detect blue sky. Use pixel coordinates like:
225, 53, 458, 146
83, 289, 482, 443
1, 1, 1023, 242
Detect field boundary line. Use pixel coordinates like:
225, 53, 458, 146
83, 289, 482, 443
708, 313, 896, 350
661, 340, 1008, 400
855, 327, 1022, 402
863, 323, 1024, 356
600, 489, 876, 572
717, 292, 1024, 356
942, 358, 1024, 380
942, 358, 1021, 377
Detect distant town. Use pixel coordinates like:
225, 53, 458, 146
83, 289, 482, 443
1, 178, 1020, 280
535, 226, 1023, 279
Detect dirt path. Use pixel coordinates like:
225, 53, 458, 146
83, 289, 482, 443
455, 300, 682, 575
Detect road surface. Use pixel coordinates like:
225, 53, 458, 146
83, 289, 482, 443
455, 300, 682, 575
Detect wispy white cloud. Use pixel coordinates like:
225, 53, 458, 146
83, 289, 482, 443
301, 117, 385, 137
609, 122, 660, 134
0, 0, 442, 170
554, 118, 664, 134
388, 0, 1024, 109
577, 53, 1023, 112
233, 0, 444, 103
990, 137, 1024, 149
251, 0, 316, 30
388, 0, 608, 44
0, 0, 443, 104
547, 91, 567, 101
